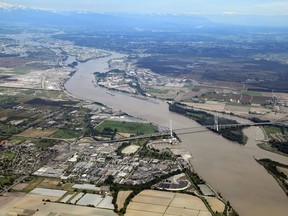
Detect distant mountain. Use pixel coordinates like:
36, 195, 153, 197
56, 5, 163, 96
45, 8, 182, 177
206, 14, 288, 27
0, 1, 20, 10
0, 7, 287, 31
0, 8, 213, 31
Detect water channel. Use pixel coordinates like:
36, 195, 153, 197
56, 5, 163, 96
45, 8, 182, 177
65, 52, 288, 216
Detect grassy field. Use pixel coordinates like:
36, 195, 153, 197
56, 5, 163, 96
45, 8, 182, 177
9, 136, 28, 143
31, 138, 58, 148
263, 126, 282, 138
19, 128, 57, 138
22, 178, 44, 193
51, 129, 82, 139
38, 179, 60, 189
97, 120, 157, 134
0, 87, 71, 101
226, 102, 247, 106
242, 91, 262, 96
146, 88, 170, 94
0, 176, 14, 185
59, 183, 75, 192
12, 68, 30, 75
0, 152, 15, 161
0, 68, 30, 75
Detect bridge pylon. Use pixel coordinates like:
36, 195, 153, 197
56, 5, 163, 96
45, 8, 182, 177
214, 115, 219, 132
169, 119, 173, 138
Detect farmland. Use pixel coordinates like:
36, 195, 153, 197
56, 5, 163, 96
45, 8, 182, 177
19, 128, 57, 138
137, 54, 288, 92
97, 120, 157, 135
0, 14, 287, 216
121, 145, 140, 154
126, 190, 211, 216
205, 196, 225, 214
0, 152, 15, 161
117, 190, 132, 209
0, 190, 116, 216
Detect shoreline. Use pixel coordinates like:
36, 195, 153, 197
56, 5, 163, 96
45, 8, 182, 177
63, 49, 288, 216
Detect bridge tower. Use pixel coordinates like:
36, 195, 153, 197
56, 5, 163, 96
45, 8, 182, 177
214, 115, 219, 132
169, 119, 173, 138
272, 90, 276, 108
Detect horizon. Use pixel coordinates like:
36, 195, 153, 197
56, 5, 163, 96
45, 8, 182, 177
1, 0, 288, 16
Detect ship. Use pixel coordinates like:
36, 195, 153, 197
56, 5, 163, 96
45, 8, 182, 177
106, 90, 115, 96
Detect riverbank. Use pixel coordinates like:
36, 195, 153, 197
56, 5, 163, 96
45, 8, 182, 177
64, 50, 288, 216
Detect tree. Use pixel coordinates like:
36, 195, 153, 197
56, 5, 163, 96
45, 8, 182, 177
104, 175, 114, 185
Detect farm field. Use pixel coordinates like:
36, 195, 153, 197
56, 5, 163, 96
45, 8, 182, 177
0, 152, 15, 161
0, 192, 116, 216
12, 183, 29, 191
38, 179, 60, 189
0, 192, 26, 208
51, 128, 82, 139
183, 101, 225, 112
19, 128, 57, 137
125, 190, 211, 216
122, 144, 140, 154
76, 193, 103, 207
97, 120, 157, 134
117, 190, 132, 209
262, 126, 287, 138
204, 196, 225, 213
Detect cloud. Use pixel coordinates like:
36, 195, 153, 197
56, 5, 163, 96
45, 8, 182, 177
223, 11, 238, 15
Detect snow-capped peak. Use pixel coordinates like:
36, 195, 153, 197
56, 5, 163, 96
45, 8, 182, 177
0, 1, 27, 11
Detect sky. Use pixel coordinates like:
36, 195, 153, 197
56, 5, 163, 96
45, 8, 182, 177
1, 0, 288, 15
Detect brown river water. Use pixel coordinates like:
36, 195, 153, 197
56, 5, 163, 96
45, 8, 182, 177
64, 53, 288, 216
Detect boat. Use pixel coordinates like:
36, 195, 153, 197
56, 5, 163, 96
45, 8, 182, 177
106, 90, 115, 96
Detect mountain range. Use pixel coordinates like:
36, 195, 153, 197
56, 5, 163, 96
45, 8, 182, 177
0, 4, 287, 30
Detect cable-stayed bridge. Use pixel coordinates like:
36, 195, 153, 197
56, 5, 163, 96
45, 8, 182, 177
94, 117, 278, 143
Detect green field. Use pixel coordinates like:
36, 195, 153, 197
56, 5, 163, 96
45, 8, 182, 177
9, 136, 28, 143
263, 126, 282, 138
226, 102, 247, 106
0, 152, 15, 161
146, 88, 169, 94
51, 129, 82, 139
59, 183, 74, 191
0, 176, 14, 185
0, 87, 71, 101
12, 68, 30, 75
97, 120, 157, 134
0, 95, 17, 105
31, 138, 58, 148
22, 178, 44, 192
242, 91, 262, 96
0, 68, 30, 75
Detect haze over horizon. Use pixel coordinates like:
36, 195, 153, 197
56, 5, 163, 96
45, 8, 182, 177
1, 0, 288, 16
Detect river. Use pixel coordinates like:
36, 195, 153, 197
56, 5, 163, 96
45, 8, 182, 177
65, 52, 288, 216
